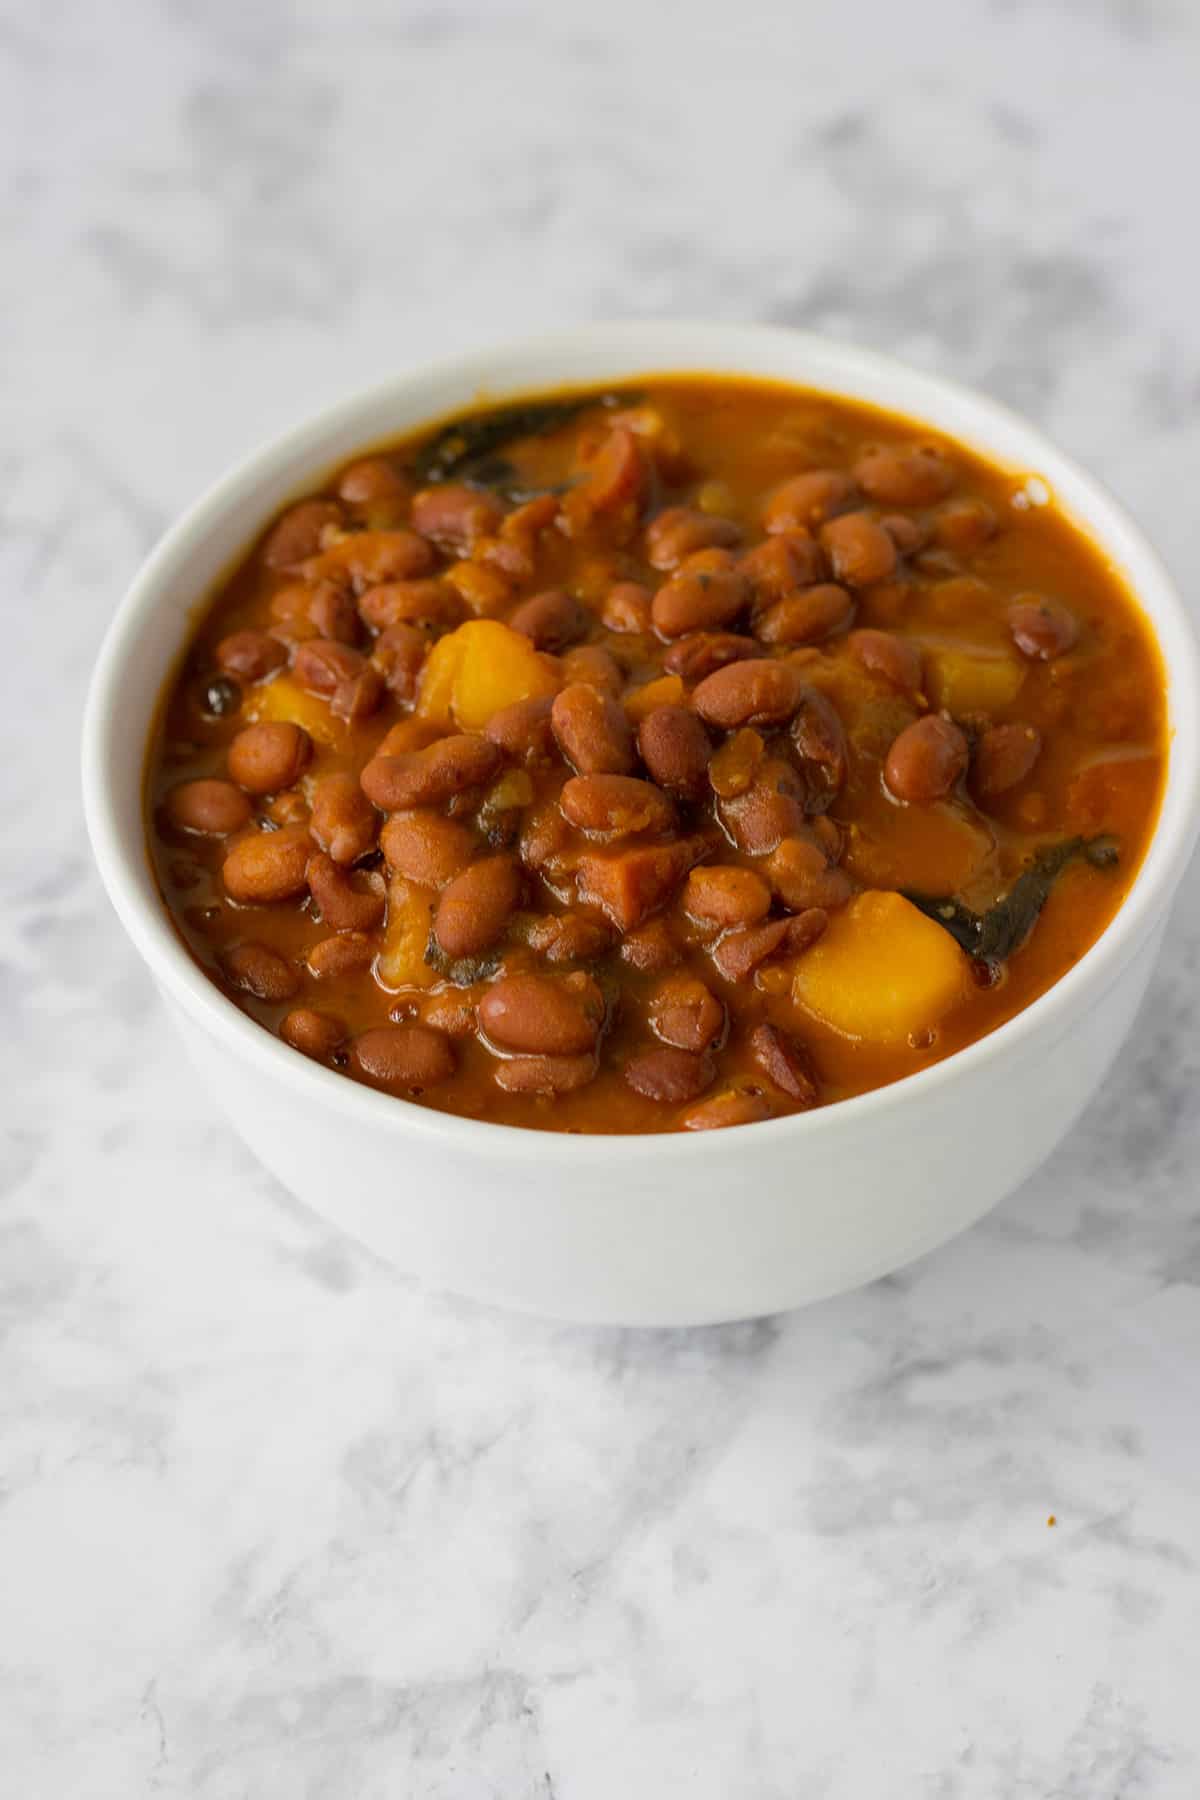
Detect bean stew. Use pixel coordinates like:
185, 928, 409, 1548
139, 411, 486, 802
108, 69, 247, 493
148, 378, 1166, 1132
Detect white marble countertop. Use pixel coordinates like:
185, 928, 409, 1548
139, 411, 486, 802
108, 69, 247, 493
5, 1, 1200, 1793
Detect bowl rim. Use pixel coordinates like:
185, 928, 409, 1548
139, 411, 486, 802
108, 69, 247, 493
82, 319, 1200, 1162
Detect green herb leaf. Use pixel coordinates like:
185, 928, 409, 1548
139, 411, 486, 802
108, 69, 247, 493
904, 835, 1119, 965
410, 392, 633, 488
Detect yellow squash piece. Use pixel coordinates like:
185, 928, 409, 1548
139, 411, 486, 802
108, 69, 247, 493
415, 620, 559, 729
923, 642, 1025, 715
244, 674, 343, 749
375, 876, 437, 990
792, 890, 971, 1044
623, 674, 686, 721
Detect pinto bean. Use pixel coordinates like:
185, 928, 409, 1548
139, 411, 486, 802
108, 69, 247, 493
649, 975, 725, 1053
692, 658, 806, 729
525, 909, 615, 964
560, 774, 674, 837
884, 714, 969, 803
165, 778, 252, 836
972, 722, 1042, 797
750, 1022, 818, 1104
410, 484, 504, 552
265, 790, 309, 828
651, 565, 750, 639
820, 512, 898, 587
756, 584, 853, 645
855, 444, 955, 506
370, 622, 429, 703
215, 630, 287, 682
718, 761, 807, 854
711, 909, 827, 982
360, 734, 501, 810
636, 705, 712, 797
381, 810, 475, 886
683, 865, 772, 928
602, 580, 653, 633
879, 513, 930, 555
681, 1090, 774, 1130
337, 456, 408, 508
847, 628, 923, 692
310, 773, 379, 866
561, 644, 624, 696
509, 588, 588, 651
227, 721, 312, 795
933, 497, 996, 552
262, 499, 342, 569
485, 695, 558, 767
222, 825, 312, 903
308, 853, 386, 932
309, 530, 436, 593
1007, 594, 1079, 660
493, 1052, 598, 1095
434, 854, 520, 959
308, 580, 361, 646
551, 683, 635, 774
741, 529, 827, 604
619, 917, 682, 971
765, 836, 853, 911
223, 942, 300, 1001
358, 579, 464, 633
645, 507, 741, 570
332, 665, 384, 723
624, 1046, 714, 1104
307, 932, 376, 979
560, 426, 646, 536
763, 470, 855, 531
350, 1024, 455, 1091
280, 1008, 346, 1058
478, 971, 605, 1055
662, 632, 759, 682
293, 638, 368, 697
790, 688, 847, 811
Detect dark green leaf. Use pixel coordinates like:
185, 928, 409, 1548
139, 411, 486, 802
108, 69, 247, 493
410, 392, 634, 488
904, 835, 1119, 965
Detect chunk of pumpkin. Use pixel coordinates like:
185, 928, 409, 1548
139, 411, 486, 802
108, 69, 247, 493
843, 800, 997, 897
375, 875, 437, 990
245, 674, 343, 748
792, 890, 970, 1044
924, 643, 1024, 716
623, 674, 685, 721
415, 620, 559, 729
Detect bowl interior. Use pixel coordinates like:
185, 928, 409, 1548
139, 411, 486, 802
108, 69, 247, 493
83, 322, 1200, 1154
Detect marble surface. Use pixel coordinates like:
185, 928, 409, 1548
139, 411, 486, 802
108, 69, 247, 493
4, 0, 1200, 1793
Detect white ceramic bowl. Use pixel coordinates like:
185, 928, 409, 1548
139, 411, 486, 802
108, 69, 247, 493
83, 323, 1200, 1326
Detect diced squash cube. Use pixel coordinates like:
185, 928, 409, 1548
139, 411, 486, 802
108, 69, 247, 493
416, 620, 559, 729
376, 876, 437, 990
576, 838, 703, 931
843, 801, 997, 897
245, 674, 342, 748
792, 890, 970, 1044
623, 674, 685, 721
924, 643, 1025, 715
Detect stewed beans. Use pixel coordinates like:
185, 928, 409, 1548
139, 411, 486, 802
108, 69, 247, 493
148, 377, 1166, 1131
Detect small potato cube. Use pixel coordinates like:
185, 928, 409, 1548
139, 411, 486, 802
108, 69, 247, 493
376, 875, 437, 990
924, 643, 1025, 716
792, 890, 970, 1044
623, 674, 685, 721
416, 620, 559, 729
245, 674, 342, 748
